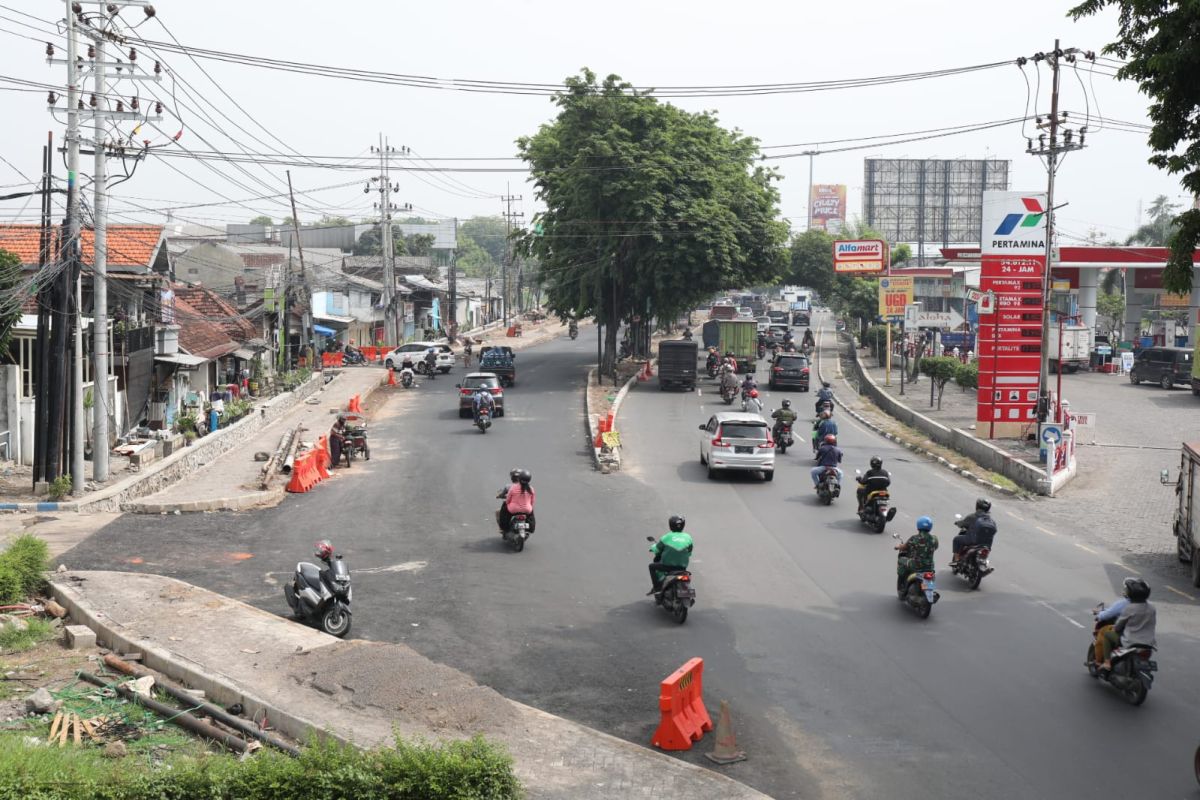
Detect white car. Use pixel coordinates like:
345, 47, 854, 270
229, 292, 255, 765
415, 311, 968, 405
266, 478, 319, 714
698, 411, 775, 481
385, 342, 455, 374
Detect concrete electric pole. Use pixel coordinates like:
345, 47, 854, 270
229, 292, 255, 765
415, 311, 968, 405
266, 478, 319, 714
369, 138, 411, 345
501, 188, 523, 327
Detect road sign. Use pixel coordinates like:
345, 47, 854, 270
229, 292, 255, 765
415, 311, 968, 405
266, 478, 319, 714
1040, 424, 1062, 445
966, 288, 984, 303
1120, 352, 1135, 373
878, 276, 914, 318
977, 291, 995, 314
904, 303, 920, 328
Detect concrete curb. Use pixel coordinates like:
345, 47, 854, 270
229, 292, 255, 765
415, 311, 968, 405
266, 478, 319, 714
126, 487, 286, 515
816, 326, 1020, 498
584, 367, 603, 471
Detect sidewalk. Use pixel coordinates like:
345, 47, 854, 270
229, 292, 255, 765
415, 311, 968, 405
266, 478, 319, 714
128, 367, 390, 514
49, 571, 771, 800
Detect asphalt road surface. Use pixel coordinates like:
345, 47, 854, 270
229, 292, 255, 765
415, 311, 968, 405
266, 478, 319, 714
61, 326, 1200, 800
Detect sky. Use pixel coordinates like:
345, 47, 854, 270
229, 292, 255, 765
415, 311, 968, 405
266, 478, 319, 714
0, 0, 1186, 247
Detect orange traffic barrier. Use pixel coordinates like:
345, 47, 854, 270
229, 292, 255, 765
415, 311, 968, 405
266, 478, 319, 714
347, 394, 362, 413
286, 450, 319, 493
651, 657, 713, 751
314, 435, 332, 479
387, 368, 397, 386
605, 410, 615, 432
320, 353, 332, 368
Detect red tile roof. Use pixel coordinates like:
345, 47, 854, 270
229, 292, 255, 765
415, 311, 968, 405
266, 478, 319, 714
0, 224, 165, 271
172, 284, 257, 343
173, 297, 239, 361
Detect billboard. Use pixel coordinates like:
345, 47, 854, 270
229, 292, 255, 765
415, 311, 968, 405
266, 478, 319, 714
976, 190, 1047, 438
810, 184, 847, 230
878, 276, 914, 318
833, 239, 888, 274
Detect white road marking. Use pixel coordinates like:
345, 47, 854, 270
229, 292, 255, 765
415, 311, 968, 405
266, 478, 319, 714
1035, 525, 1057, 537
1006, 511, 1025, 522
1166, 585, 1196, 601
1111, 562, 1136, 574
1073, 542, 1098, 555
355, 560, 429, 574
1035, 599, 1086, 629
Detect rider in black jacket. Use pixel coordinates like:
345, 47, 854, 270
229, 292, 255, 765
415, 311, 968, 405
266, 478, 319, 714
856, 456, 891, 511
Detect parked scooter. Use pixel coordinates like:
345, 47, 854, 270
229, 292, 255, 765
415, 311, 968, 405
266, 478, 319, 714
855, 470, 896, 533
475, 406, 492, 433
343, 418, 369, 461
646, 536, 694, 624
283, 540, 352, 637
1085, 601, 1158, 705
892, 532, 938, 618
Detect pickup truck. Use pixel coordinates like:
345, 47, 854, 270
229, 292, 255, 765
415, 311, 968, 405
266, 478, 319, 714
479, 346, 516, 387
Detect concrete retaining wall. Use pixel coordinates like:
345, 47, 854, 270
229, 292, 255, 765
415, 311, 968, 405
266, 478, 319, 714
839, 336, 1049, 494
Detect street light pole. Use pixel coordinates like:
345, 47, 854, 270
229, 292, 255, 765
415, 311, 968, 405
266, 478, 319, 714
803, 151, 819, 230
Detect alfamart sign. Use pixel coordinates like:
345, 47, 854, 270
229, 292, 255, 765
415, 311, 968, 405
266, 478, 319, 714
833, 239, 888, 273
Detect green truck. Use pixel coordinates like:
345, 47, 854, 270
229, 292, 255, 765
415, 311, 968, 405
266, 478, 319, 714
718, 319, 758, 374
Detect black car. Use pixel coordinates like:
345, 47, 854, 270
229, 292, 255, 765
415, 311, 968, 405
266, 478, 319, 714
1129, 346, 1193, 389
768, 353, 811, 391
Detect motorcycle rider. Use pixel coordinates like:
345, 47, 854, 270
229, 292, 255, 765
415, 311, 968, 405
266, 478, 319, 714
896, 516, 939, 582
815, 381, 834, 414
681, 328, 693, 340
812, 409, 837, 452
401, 350, 416, 374
646, 515, 694, 596
771, 399, 798, 441
497, 468, 536, 534
810, 433, 843, 488
423, 347, 438, 380
705, 347, 720, 373
472, 386, 496, 423
950, 498, 998, 567
856, 456, 891, 512
719, 363, 739, 398
740, 372, 758, 397
568, 319, 579, 338
802, 328, 815, 349
1094, 577, 1157, 672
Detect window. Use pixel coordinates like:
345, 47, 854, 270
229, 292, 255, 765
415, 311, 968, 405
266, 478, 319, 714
719, 422, 767, 440
462, 376, 499, 390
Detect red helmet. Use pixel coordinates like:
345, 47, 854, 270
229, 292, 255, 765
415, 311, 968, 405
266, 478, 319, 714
823, 434, 837, 445
749, 388, 759, 398
314, 540, 334, 560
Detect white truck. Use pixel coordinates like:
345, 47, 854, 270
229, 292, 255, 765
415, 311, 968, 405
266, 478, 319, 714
1047, 323, 1093, 373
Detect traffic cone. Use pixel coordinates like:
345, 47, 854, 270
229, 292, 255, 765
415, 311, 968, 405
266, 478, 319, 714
387, 368, 396, 386
704, 701, 746, 765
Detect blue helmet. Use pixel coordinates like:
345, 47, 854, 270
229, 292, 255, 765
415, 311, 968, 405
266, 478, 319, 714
916, 516, 933, 532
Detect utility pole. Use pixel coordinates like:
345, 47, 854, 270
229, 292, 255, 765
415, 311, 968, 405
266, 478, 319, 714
1023, 42, 1092, 422
64, 1, 85, 494
90, 19, 110, 481
802, 150, 819, 231
368, 138, 410, 344
286, 171, 314, 365
501, 188, 523, 327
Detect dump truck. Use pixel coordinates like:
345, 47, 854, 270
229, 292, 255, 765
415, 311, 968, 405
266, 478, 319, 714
718, 318, 758, 373
657, 339, 699, 391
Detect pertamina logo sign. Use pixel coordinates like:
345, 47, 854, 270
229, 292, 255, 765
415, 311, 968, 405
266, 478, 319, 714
982, 191, 1047, 256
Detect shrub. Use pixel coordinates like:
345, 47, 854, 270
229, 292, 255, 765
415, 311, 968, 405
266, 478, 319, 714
955, 361, 978, 391
0, 534, 48, 604
861, 325, 888, 350
918, 356, 961, 410
0, 618, 54, 652
0, 564, 22, 605
47, 475, 72, 501
174, 413, 198, 434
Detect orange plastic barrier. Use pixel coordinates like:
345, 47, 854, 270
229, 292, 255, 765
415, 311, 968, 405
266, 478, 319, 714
320, 353, 333, 368
314, 435, 332, 479
347, 394, 362, 413
286, 450, 320, 493
333, 352, 345, 367
651, 657, 713, 751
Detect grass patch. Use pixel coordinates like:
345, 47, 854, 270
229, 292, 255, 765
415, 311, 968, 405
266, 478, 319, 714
0, 533, 50, 604
0, 731, 522, 800
0, 618, 55, 654
988, 473, 1020, 493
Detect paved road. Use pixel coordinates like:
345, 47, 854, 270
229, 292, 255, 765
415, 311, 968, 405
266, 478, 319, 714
60, 327, 1200, 799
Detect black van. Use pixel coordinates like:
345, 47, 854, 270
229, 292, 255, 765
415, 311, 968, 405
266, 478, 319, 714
1129, 346, 1193, 389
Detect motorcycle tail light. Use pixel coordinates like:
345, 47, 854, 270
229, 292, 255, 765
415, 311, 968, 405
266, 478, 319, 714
923, 572, 935, 580
1139, 650, 1151, 660
677, 575, 690, 581
979, 547, 990, 558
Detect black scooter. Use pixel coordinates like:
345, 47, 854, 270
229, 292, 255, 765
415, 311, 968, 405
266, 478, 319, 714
343, 348, 367, 366
569, 325, 579, 340
283, 542, 352, 637
1086, 602, 1157, 705
497, 489, 532, 551
646, 536, 694, 624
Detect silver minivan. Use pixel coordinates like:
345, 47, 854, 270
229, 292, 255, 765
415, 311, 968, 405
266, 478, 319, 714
698, 412, 775, 481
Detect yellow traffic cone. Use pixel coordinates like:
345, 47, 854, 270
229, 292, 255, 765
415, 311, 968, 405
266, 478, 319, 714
704, 700, 746, 765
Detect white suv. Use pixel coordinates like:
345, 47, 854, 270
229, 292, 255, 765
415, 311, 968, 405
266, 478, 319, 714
698, 412, 775, 481
385, 342, 455, 374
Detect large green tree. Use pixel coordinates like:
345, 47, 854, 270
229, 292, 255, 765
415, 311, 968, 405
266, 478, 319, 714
1126, 193, 1180, 246
787, 229, 836, 298
518, 70, 788, 372
1071, 1, 1200, 293
460, 216, 509, 267
248, 215, 273, 226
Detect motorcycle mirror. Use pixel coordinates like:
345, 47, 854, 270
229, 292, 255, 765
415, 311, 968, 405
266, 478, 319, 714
698, 424, 707, 430
855, 469, 862, 475
646, 536, 656, 542
954, 513, 963, 520
891, 532, 901, 540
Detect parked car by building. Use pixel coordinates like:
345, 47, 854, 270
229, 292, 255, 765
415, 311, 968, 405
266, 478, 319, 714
1129, 346, 1193, 389
385, 342, 454, 374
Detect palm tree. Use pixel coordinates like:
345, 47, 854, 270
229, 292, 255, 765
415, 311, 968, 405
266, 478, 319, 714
1126, 195, 1180, 246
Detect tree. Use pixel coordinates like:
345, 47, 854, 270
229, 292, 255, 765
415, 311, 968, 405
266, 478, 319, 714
787, 229, 835, 298
829, 275, 879, 340
1071, 1, 1200, 294
919, 356, 960, 410
460, 216, 509, 267
1097, 290, 1125, 343
248, 215, 273, 226
318, 215, 352, 228
404, 233, 436, 257
517, 70, 788, 373
892, 243, 913, 265
0, 249, 21, 357
1125, 194, 1179, 245
954, 361, 978, 393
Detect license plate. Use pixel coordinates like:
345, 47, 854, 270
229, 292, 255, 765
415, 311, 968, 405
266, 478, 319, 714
735, 446, 753, 454
785, 370, 798, 376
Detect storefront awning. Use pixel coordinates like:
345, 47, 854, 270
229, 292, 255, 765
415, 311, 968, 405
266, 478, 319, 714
313, 324, 337, 337
232, 348, 256, 360
155, 353, 207, 369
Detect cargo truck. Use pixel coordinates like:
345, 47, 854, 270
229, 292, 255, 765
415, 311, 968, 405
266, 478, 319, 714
1168, 441, 1200, 586
1047, 324, 1093, 373
718, 319, 758, 373
657, 339, 699, 391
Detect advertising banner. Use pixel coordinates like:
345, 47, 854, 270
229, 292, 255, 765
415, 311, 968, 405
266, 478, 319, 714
977, 190, 1048, 436
878, 276, 914, 318
810, 184, 847, 230
833, 239, 888, 273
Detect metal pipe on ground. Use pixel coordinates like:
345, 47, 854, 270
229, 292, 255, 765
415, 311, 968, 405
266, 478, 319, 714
77, 670, 253, 754
280, 426, 306, 475
101, 654, 301, 757
261, 424, 301, 489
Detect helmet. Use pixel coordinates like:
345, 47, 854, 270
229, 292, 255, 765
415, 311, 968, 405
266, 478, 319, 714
916, 516, 933, 532
517, 469, 532, 484
975, 498, 992, 513
750, 388, 759, 398
823, 434, 837, 445
822, 381, 831, 388
781, 399, 791, 409
337, 414, 346, 423
1123, 577, 1151, 602
668, 515, 686, 533
509, 468, 522, 482
315, 540, 335, 560
870, 456, 883, 469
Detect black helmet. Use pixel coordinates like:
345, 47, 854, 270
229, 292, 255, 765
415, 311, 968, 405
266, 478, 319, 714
781, 399, 791, 409
1123, 577, 1151, 602
509, 468, 522, 482
518, 469, 532, 484
822, 381, 831, 388
975, 498, 992, 513
870, 456, 882, 469
668, 515, 686, 533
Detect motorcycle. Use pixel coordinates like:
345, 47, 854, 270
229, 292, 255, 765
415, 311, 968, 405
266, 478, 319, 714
892, 532, 938, 619
705, 353, 720, 378
344, 419, 370, 461
816, 466, 841, 505
646, 536, 694, 624
1086, 602, 1157, 705
741, 388, 762, 413
569, 325, 579, 340
950, 514, 996, 589
757, 341, 767, 360
283, 542, 352, 637
496, 489, 531, 552
399, 366, 415, 388
719, 379, 738, 405
343, 348, 367, 366
475, 407, 492, 434
855, 471, 896, 533
773, 420, 794, 454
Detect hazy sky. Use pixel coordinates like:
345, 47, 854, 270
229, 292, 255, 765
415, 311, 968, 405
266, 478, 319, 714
0, 0, 1184, 246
